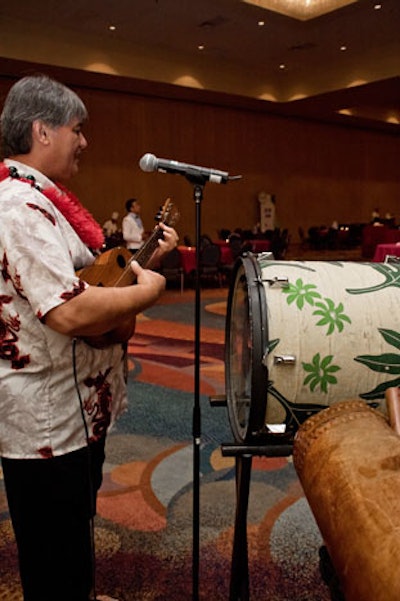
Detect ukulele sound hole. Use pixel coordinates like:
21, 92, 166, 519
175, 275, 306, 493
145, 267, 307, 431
116, 254, 127, 269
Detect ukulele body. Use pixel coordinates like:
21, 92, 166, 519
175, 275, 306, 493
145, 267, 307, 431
77, 247, 135, 287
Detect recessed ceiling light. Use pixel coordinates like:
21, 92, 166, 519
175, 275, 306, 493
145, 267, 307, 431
374, 3, 382, 9
198, 44, 205, 51
340, 45, 347, 51
279, 64, 286, 70
258, 20, 265, 26
108, 25, 116, 31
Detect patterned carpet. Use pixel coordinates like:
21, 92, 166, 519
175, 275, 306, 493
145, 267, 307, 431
0, 285, 331, 601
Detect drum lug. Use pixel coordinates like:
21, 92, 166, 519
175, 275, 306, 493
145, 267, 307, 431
262, 276, 289, 288
273, 354, 297, 366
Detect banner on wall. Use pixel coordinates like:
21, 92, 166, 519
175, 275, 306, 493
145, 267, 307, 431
258, 191, 276, 232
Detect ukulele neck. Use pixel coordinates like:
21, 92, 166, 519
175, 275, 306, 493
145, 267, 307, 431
131, 225, 164, 268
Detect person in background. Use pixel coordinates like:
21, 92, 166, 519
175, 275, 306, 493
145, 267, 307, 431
371, 207, 381, 223
122, 198, 145, 253
102, 211, 119, 237
102, 211, 123, 250
0, 74, 178, 601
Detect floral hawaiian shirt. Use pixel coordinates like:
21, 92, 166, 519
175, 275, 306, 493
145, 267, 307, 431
0, 160, 127, 459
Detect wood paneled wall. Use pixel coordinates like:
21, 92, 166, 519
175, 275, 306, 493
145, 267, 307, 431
1, 60, 399, 243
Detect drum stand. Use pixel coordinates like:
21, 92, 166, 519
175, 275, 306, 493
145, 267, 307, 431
211, 398, 293, 601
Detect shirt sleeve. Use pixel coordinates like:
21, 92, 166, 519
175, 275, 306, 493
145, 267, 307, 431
1, 190, 89, 319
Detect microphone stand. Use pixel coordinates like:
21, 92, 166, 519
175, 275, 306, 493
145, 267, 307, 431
185, 174, 208, 601
184, 170, 240, 600
140, 156, 240, 601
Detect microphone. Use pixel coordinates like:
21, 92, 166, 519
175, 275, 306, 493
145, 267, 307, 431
139, 153, 241, 184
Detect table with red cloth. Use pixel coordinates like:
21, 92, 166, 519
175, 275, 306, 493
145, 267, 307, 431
373, 243, 400, 262
216, 238, 272, 254
362, 225, 400, 258
214, 240, 235, 262
178, 243, 234, 274
244, 239, 272, 253
177, 246, 196, 274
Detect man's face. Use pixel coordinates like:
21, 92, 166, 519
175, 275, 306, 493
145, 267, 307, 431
131, 201, 141, 214
45, 118, 88, 181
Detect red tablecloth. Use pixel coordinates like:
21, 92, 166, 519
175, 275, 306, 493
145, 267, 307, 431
178, 246, 196, 273
244, 239, 272, 253
220, 245, 233, 264
362, 225, 400, 258
177, 244, 233, 273
214, 241, 234, 263
373, 243, 400, 262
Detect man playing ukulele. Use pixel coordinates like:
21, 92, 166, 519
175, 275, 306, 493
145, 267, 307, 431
0, 74, 178, 601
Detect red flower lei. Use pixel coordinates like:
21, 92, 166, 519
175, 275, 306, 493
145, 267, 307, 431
0, 162, 104, 249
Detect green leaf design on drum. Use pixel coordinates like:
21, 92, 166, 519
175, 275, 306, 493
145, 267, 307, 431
355, 328, 400, 399
302, 353, 341, 393
266, 338, 280, 354
282, 278, 321, 308
346, 264, 400, 295
379, 328, 400, 349
355, 353, 400, 374
282, 278, 351, 335
312, 298, 352, 335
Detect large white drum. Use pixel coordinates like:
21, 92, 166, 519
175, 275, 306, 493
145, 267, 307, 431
225, 254, 400, 443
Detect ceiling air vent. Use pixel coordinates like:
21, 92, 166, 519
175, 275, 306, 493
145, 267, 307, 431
289, 42, 317, 51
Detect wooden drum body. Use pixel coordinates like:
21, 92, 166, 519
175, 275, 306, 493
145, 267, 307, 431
225, 255, 400, 442
293, 399, 400, 601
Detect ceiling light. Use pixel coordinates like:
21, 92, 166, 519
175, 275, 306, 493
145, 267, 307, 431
242, 0, 357, 21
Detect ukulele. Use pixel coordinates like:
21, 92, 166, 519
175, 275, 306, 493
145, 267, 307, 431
77, 198, 179, 286
77, 198, 179, 347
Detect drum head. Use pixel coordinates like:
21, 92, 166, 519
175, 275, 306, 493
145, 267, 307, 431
225, 254, 268, 442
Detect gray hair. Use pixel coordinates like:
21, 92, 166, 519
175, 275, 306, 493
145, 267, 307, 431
0, 74, 88, 157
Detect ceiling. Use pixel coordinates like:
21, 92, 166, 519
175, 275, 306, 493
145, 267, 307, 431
0, 0, 399, 133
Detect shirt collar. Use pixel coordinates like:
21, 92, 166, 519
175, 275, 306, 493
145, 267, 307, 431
4, 158, 55, 191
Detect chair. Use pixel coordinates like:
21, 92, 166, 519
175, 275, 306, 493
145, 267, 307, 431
298, 226, 309, 249
218, 228, 231, 240
271, 228, 290, 259
199, 234, 213, 250
199, 243, 222, 287
228, 233, 243, 260
279, 228, 290, 259
220, 235, 244, 285
159, 247, 184, 293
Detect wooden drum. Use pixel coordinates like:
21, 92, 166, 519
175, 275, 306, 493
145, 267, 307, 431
293, 399, 400, 601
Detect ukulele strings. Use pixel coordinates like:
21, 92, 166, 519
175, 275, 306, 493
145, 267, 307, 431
113, 226, 164, 287
114, 202, 179, 286
113, 201, 179, 287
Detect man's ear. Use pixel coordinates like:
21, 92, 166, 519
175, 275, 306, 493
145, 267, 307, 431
32, 120, 51, 146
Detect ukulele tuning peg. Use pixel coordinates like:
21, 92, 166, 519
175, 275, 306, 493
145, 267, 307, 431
154, 199, 174, 224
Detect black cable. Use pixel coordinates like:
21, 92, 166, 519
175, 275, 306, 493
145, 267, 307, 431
72, 338, 98, 601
